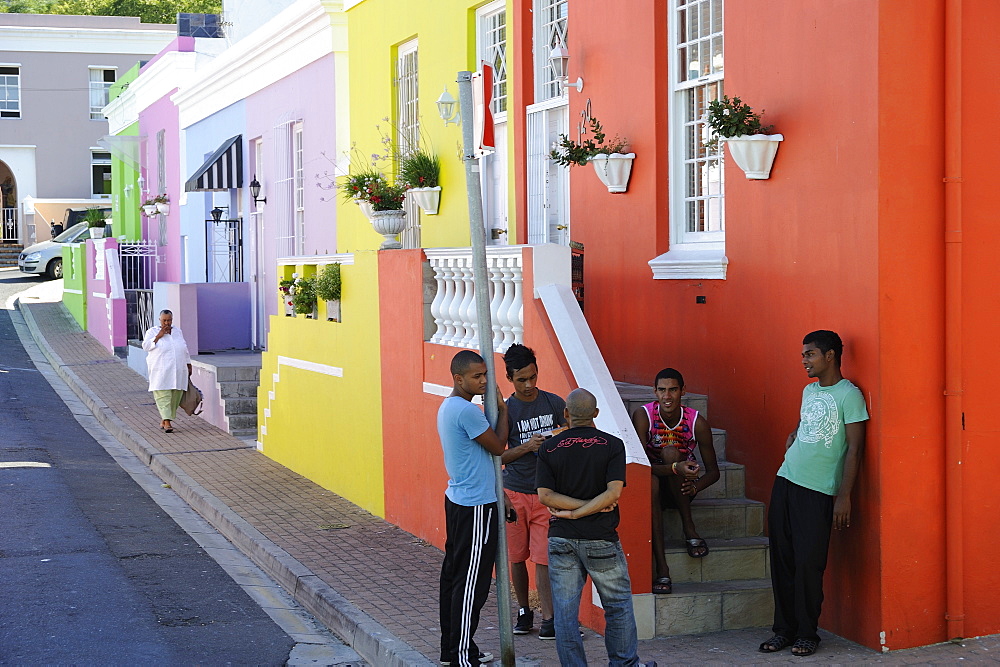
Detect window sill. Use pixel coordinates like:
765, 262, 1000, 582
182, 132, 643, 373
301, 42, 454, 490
648, 247, 728, 280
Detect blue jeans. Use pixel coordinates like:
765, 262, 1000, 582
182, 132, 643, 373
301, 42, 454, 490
548, 537, 639, 666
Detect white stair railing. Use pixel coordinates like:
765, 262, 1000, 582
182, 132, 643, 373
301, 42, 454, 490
425, 247, 525, 353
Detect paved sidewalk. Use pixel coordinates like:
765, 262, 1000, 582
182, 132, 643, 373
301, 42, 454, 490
15, 296, 1000, 666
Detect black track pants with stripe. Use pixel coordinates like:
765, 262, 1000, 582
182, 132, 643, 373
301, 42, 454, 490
439, 496, 498, 667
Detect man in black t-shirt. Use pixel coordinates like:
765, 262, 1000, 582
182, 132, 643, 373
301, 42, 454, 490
537, 389, 649, 667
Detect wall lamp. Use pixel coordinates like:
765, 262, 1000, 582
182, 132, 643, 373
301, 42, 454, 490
549, 44, 583, 93
249, 175, 267, 205
210, 206, 226, 223
436, 87, 461, 126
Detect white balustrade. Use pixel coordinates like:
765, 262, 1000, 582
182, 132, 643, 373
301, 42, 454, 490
424, 247, 525, 353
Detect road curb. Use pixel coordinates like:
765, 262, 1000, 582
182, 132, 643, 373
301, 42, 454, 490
16, 299, 432, 667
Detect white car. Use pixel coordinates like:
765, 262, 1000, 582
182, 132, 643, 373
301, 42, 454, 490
18, 221, 112, 280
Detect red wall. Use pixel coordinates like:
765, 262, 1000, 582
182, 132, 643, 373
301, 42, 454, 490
527, 0, 1000, 650
378, 249, 653, 631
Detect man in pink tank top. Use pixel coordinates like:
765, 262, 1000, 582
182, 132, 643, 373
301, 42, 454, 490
631, 368, 720, 594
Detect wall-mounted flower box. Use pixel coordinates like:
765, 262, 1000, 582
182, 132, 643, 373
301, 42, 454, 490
723, 134, 783, 180
589, 153, 635, 193
407, 186, 441, 215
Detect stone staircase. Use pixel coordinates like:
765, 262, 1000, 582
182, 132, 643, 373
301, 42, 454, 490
191, 353, 261, 439
616, 382, 773, 636
0, 243, 24, 268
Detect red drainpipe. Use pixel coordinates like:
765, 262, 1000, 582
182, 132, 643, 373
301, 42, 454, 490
943, 0, 965, 642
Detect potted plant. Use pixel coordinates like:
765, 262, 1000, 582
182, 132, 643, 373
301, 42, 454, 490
153, 193, 170, 215
84, 207, 109, 239
279, 277, 296, 316
705, 95, 783, 180
551, 116, 635, 193
141, 197, 159, 217
339, 167, 382, 220
399, 149, 442, 215
362, 178, 408, 250
316, 262, 342, 322
291, 275, 318, 318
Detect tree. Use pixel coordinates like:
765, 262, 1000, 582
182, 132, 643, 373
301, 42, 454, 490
1, 0, 222, 23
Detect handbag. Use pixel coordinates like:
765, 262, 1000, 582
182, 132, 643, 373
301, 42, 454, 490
179, 379, 203, 416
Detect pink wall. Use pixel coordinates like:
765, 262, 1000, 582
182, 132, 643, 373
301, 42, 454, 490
85, 237, 127, 353
245, 55, 340, 335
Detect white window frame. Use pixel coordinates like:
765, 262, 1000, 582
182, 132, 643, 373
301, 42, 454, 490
293, 121, 304, 255
1, 64, 21, 119
89, 66, 116, 120
477, 0, 509, 244
533, 0, 568, 103
90, 149, 112, 198
651, 0, 728, 280
396, 38, 421, 249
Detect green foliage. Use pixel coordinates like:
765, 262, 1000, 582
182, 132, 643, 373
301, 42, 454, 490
278, 277, 295, 296
291, 276, 317, 315
1, 0, 222, 24
364, 178, 407, 211
84, 206, 108, 227
705, 95, 773, 139
315, 263, 342, 302
550, 117, 629, 168
339, 168, 383, 203
398, 149, 440, 189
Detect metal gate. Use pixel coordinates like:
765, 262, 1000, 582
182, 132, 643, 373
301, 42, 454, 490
2, 207, 17, 243
119, 241, 158, 341
206, 217, 244, 283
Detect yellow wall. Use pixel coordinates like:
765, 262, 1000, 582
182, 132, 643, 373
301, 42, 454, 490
343, 0, 514, 251
258, 254, 385, 516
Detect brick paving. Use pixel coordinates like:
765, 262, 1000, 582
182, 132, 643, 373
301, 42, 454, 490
16, 298, 1000, 666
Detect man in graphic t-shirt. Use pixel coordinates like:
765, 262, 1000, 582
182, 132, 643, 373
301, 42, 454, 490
759, 330, 869, 659
500, 344, 566, 639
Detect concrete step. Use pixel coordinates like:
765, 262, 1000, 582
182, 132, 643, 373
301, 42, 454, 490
616, 381, 708, 419
663, 537, 769, 584
693, 460, 745, 500
655, 578, 773, 636
218, 380, 259, 398
227, 413, 258, 430
231, 429, 258, 439
224, 397, 257, 416
215, 365, 261, 382
663, 497, 765, 540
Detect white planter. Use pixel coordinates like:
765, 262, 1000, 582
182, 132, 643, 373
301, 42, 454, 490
142, 204, 159, 217
325, 300, 341, 322
369, 209, 407, 250
155, 202, 170, 215
723, 134, 784, 179
283, 299, 294, 317
407, 186, 442, 215
88, 226, 106, 239
589, 153, 636, 193
354, 197, 374, 219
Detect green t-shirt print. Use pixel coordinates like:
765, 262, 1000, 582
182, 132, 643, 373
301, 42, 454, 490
777, 379, 869, 496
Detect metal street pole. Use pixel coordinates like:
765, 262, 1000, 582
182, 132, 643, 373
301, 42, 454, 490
457, 70, 514, 667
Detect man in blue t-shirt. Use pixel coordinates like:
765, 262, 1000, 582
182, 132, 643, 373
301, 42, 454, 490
759, 330, 869, 658
438, 350, 508, 667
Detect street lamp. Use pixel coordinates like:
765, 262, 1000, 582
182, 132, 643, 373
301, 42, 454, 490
549, 44, 583, 93
249, 176, 267, 205
210, 206, 225, 223
436, 87, 460, 126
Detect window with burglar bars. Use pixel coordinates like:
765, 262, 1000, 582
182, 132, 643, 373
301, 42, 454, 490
478, 0, 509, 244
91, 151, 111, 197
673, 0, 724, 243
395, 39, 420, 249
1, 66, 21, 119
293, 122, 304, 255
89, 68, 115, 120
273, 119, 296, 257
527, 0, 569, 245
534, 0, 567, 102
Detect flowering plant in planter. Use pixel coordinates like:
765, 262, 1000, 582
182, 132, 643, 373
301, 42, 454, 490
361, 176, 407, 211
705, 96, 773, 140
338, 167, 384, 203
398, 149, 440, 189
290, 276, 318, 316
550, 117, 629, 167
705, 95, 782, 180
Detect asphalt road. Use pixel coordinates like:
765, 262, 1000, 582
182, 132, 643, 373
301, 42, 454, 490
0, 270, 297, 664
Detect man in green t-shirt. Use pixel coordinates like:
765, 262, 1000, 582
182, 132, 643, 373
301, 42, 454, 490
759, 330, 869, 658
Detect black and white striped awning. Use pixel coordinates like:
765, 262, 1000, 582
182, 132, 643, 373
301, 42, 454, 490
184, 135, 243, 192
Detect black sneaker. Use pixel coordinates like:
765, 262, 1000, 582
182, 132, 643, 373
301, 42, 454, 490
440, 651, 494, 665
513, 607, 534, 634
538, 617, 555, 640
